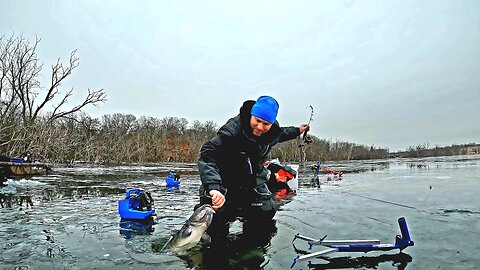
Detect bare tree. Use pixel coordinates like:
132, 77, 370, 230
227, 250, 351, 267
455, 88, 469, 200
0, 34, 107, 155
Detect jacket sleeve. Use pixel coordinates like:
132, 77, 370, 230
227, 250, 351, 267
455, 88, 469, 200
197, 132, 232, 194
278, 126, 301, 143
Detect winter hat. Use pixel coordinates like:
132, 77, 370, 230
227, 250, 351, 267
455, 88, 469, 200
250, 96, 279, 124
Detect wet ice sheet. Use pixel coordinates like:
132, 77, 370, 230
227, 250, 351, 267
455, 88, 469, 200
0, 155, 479, 269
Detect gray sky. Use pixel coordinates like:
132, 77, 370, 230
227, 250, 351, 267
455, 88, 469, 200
2, 0, 479, 151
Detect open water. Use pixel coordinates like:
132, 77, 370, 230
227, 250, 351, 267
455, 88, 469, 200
1, 155, 479, 270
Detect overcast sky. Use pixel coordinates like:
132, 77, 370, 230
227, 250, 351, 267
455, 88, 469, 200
2, 0, 479, 151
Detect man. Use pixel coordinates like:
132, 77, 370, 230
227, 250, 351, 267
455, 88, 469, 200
197, 96, 310, 240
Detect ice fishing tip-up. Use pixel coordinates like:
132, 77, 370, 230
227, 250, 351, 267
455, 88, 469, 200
290, 217, 414, 269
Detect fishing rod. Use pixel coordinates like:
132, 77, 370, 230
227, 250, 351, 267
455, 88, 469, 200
300, 105, 314, 146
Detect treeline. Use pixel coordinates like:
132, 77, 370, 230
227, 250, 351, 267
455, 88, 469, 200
1, 113, 217, 163
399, 142, 480, 158
271, 137, 389, 162
1, 111, 391, 164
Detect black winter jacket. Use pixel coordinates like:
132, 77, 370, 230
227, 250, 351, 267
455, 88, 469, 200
198, 100, 301, 197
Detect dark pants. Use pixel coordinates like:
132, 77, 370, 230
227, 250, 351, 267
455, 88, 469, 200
196, 183, 278, 241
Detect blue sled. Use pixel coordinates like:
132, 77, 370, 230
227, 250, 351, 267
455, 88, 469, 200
118, 188, 155, 220
291, 217, 414, 268
165, 176, 180, 186
165, 171, 180, 187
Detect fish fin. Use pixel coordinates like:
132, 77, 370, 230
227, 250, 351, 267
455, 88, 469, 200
201, 233, 211, 243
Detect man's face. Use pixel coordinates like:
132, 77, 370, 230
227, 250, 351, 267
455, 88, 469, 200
250, 116, 272, 136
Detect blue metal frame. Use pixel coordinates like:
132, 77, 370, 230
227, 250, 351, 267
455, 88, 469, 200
291, 217, 414, 268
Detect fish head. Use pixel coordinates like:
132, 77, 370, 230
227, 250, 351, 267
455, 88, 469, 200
190, 204, 215, 227
169, 204, 215, 251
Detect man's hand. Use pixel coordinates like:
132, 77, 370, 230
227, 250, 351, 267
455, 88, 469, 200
209, 190, 225, 211
299, 124, 310, 134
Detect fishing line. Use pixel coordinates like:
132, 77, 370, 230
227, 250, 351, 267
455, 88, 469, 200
160, 235, 174, 252
342, 190, 477, 228
342, 191, 416, 209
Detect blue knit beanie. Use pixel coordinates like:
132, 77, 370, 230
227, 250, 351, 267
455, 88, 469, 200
251, 96, 279, 124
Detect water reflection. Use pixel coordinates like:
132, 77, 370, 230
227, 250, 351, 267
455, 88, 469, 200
304, 161, 391, 175
181, 220, 278, 270
407, 163, 429, 169
40, 186, 124, 202
274, 189, 295, 205
119, 218, 155, 239
0, 193, 34, 208
166, 185, 181, 193
1, 174, 128, 208
306, 253, 413, 270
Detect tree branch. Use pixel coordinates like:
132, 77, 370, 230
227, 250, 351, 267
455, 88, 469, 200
48, 88, 106, 122
33, 49, 79, 121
